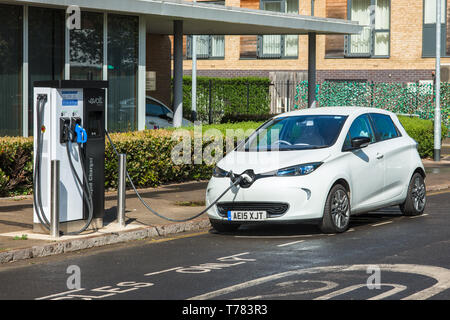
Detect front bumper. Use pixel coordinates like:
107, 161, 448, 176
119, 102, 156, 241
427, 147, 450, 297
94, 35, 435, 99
206, 175, 330, 223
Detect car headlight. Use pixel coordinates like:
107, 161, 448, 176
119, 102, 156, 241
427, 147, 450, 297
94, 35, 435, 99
212, 166, 229, 178
275, 162, 323, 177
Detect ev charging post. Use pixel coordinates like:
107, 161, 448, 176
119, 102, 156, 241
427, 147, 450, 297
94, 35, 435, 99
33, 80, 108, 235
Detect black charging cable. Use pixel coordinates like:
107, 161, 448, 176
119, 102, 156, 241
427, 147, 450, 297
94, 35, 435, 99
105, 129, 243, 223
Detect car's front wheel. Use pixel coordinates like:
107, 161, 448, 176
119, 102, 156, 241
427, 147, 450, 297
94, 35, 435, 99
319, 184, 351, 234
400, 172, 426, 216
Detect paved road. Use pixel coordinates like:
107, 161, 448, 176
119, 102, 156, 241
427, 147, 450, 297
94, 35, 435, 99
0, 190, 449, 303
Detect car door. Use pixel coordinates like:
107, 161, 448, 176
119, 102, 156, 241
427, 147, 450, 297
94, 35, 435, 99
343, 114, 385, 212
369, 113, 406, 200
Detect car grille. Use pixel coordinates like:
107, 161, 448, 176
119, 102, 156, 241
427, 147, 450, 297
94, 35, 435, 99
216, 202, 289, 218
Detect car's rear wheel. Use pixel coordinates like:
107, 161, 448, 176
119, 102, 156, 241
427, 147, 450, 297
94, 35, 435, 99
210, 220, 240, 233
319, 184, 350, 234
400, 172, 426, 216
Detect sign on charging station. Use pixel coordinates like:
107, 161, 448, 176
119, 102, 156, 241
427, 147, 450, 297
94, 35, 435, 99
33, 80, 108, 234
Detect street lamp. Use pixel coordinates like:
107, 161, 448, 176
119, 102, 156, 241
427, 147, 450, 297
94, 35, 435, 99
435, 0, 442, 161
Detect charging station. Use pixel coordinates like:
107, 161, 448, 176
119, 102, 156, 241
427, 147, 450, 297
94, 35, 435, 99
33, 80, 108, 234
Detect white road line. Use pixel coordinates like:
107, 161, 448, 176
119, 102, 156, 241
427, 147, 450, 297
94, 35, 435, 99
409, 213, 429, 219
371, 221, 393, 227
188, 264, 450, 300
277, 240, 305, 247
35, 289, 84, 300
234, 234, 315, 239
144, 267, 183, 276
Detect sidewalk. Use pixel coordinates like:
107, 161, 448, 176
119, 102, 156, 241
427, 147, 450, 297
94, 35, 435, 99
1, 159, 450, 264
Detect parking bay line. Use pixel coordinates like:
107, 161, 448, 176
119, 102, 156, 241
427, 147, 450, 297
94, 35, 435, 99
371, 221, 393, 227
277, 240, 305, 247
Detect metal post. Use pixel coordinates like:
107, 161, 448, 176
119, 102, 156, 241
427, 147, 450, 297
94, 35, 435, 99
50, 160, 60, 238
173, 20, 184, 128
209, 79, 213, 124
308, 32, 317, 108
286, 79, 290, 112
191, 0, 198, 122
435, 0, 442, 161
117, 154, 126, 228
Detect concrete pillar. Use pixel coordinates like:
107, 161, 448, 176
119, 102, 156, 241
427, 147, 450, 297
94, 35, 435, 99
308, 32, 317, 108
173, 20, 183, 127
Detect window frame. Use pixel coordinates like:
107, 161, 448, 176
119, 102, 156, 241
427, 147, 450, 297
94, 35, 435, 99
344, 0, 391, 59
422, 0, 449, 57
342, 113, 377, 151
368, 113, 402, 142
186, 35, 225, 60
257, 0, 299, 59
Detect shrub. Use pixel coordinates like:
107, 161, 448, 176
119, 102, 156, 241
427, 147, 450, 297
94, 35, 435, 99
0, 116, 446, 197
398, 116, 448, 158
181, 76, 271, 122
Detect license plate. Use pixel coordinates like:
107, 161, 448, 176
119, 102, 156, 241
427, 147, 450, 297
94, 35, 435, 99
227, 211, 267, 221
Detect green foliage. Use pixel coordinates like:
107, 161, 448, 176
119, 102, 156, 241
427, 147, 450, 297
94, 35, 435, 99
398, 116, 448, 158
0, 116, 446, 197
181, 76, 271, 123
295, 81, 450, 135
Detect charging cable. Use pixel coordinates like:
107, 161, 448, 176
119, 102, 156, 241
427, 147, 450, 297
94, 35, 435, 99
105, 130, 243, 222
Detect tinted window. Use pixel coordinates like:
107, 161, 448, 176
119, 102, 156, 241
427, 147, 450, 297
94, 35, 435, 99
239, 115, 348, 152
344, 114, 376, 149
370, 113, 399, 141
146, 100, 165, 116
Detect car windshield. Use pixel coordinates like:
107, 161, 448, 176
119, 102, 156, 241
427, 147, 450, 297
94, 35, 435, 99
238, 115, 348, 152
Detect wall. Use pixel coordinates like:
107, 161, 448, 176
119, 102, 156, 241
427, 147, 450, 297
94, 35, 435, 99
181, 0, 448, 83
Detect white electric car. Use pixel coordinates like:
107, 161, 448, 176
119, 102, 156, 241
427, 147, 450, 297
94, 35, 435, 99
206, 107, 426, 233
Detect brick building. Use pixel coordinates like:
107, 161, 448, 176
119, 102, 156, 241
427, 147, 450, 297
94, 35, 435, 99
182, 0, 447, 83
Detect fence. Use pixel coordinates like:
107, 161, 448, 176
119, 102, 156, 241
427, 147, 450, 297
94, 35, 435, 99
294, 81, 450, 132
180, 78, 450, 133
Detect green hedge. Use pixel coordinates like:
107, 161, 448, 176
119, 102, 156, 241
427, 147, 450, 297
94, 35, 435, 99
181, 76, 271, 122
0, 116, 447, 197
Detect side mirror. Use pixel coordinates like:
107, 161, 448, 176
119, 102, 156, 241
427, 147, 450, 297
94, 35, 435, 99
351, 136, 371, 149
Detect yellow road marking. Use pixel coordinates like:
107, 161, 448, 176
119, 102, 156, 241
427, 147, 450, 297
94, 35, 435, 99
147, 231, 209, 244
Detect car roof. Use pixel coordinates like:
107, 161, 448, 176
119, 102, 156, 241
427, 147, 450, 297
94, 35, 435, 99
273, 107, 395, 118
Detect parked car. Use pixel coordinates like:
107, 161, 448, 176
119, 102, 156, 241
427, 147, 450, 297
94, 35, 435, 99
119, 96, 192, 129
206, 107, 426, 233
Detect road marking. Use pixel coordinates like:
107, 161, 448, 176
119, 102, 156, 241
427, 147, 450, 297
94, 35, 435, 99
234, 280, 339, 300
145, 267, 183, 276
427, 189, 450, 196
188, 264, 450, 300
234, 234, 317, 239
409, 213, 429, 219
371, 221, 393, 227
314, 283, 407, 300
277, 240, 305, 247
35, 289, 85, 300
148, 231, 209, 244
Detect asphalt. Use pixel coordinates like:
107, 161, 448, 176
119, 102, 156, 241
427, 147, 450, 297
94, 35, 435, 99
0, 141, 450, 264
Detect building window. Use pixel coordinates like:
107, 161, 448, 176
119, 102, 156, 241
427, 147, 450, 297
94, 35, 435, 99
422, 0, 449, 57
0, 4, 23, 137
187, 35, 225, 59
345, 0, 390, 57
28, 6, 65, 136
258, 0, 299, 59
70, 11, 104, 80
187, 0, 225, 59
107, 14, 139, 133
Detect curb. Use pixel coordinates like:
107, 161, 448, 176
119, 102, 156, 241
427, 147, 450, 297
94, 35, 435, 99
0, 218, 211, 264
2, 184, 450, 265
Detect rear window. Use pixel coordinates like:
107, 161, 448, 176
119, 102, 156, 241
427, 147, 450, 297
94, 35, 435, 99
370, 113, 400, 142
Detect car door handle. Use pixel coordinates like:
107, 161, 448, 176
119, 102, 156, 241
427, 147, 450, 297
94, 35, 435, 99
376, 153, 384, 159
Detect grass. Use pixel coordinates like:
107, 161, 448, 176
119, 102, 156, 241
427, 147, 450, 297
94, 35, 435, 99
175, 200, 206, 207
12, 234, 28, 241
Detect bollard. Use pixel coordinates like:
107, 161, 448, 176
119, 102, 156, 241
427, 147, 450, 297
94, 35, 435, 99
117, 154, 127, 228
50, 160, 60, 238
